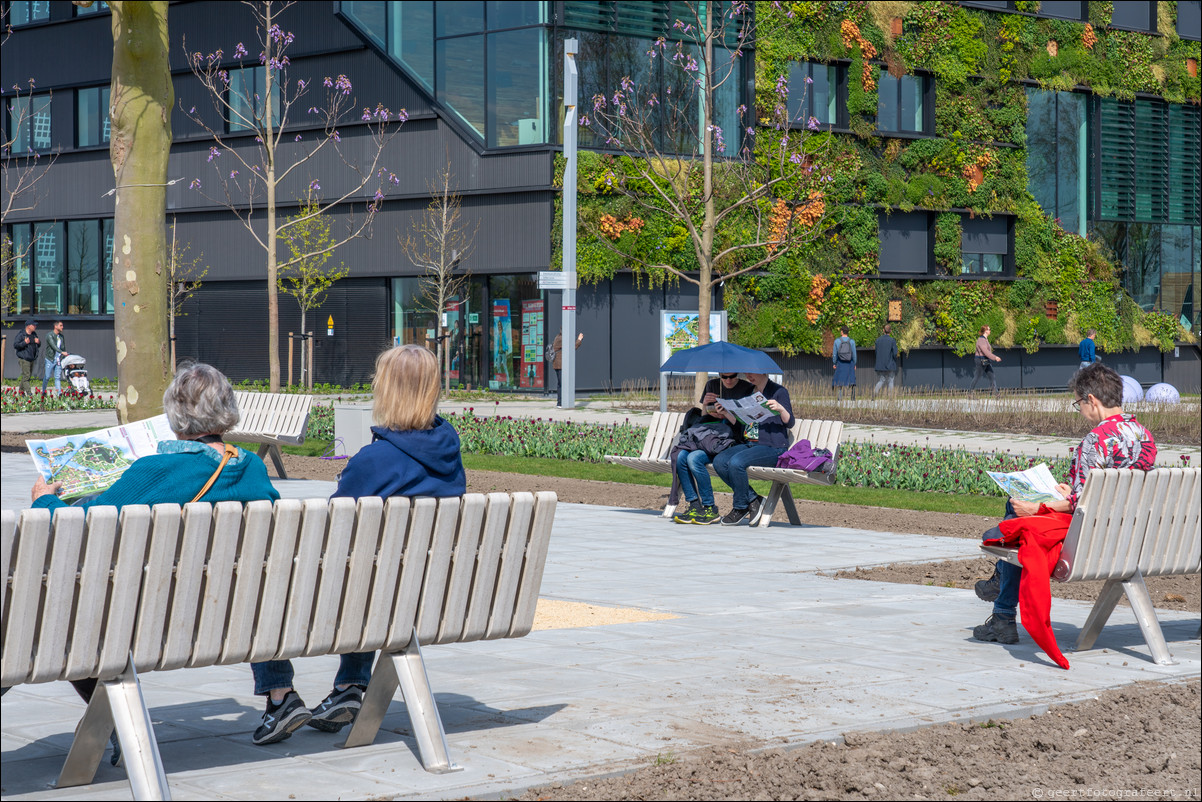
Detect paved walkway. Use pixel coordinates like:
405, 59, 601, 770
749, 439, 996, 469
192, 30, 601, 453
4, 398, 1198, 466
2, 466, 1198, 800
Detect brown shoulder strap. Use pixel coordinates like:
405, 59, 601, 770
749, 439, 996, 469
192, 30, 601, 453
191, 444, 239, 504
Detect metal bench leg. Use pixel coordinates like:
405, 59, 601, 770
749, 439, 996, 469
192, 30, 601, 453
1075, 579, 1123, 653
59, 655, 170, 801
756, 482, 782, 528
257, 443, 289, 479
341, 632, 461, 774
764, 484, 802, 527
1121, 571, 1175, 666
662, 501, 675, 519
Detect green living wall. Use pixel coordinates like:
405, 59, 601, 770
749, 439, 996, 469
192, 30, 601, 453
557, 0, 1201, 357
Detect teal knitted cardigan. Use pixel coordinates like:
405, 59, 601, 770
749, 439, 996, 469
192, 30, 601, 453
33, 439, 280, 514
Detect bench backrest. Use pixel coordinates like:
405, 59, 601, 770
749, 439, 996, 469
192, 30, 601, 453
1, 493, 556, 687
1054, 467, 1200, 582
229, 391, 313, 445
787, 419, 844, 457
640, 411, 686, 459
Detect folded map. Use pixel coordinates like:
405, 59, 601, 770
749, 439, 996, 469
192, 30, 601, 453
27, 415, 176, 500
985, 463, 1066, 504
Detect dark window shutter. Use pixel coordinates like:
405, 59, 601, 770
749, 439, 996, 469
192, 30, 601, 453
962, 216, 1009, 254
1134, 99, 1169, 223
1098, 97, 1135, 221
1168, 104, 1201, 225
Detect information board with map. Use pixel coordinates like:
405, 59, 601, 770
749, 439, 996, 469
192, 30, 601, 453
27, 414, 176, 500
660, 311, 727, 367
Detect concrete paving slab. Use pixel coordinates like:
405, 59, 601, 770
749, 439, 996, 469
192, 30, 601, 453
2, 491, 1199, 801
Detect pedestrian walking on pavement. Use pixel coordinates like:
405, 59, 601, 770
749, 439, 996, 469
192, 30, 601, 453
832, 326, 857, 401
969, 325, 1001, 396
1077, 328, 1098, 373
873, 324, 898, 395
13, 320, 40, 394
42, 320, 67, 395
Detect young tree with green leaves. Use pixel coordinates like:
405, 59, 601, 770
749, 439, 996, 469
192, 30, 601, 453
278, 192, 348, 388
400, 161, 477, 393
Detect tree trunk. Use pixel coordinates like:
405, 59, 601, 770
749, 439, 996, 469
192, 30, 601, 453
299, 307, 306, 388
264, 2, 281, 391
110, 1, 173, 423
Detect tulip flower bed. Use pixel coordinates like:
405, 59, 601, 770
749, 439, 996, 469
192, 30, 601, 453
445, 408, 646, 462
835, 441, 1074, 497
0, 387, 116, 414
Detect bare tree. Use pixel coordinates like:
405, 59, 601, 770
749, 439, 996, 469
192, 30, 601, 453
584, 2, 832, 394
277, 190, 348, 388
1, 7, 58, 325
168, 217, 207, 371
401, 161, 478, 393
108, 0, 173, 423
184, 0, 404, 391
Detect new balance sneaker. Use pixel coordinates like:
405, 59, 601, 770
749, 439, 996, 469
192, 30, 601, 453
692, 505, 721, 525
720, 507, 749, 526
971, 614, 1018, 645
307, 684, 366, 732
252, 691, 312, 745
975, 568, 1001, 603
746, 494, 765, 527
673, 500, 702, 524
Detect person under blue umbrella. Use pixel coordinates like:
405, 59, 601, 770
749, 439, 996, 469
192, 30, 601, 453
711, 371, 795, 526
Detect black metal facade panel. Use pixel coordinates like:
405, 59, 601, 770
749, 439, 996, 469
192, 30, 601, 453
3, 150, 116, 222
173, 277, 390, 385
0, 13, 114, 93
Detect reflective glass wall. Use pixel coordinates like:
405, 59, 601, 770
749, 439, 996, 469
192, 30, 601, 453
1025, 89, 1086, 235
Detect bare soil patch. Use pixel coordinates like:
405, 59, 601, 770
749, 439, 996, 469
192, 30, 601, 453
512, 679, 1201, 801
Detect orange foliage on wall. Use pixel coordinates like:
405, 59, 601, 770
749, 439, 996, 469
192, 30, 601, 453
1082, 23, 1097, 49
806, 273, 830, 323
841, 20, 879, 91
598, 214, 646, 240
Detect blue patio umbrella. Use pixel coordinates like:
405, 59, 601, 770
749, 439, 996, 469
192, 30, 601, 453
659, 341, 782, 374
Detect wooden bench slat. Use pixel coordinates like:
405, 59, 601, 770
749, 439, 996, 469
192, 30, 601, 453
486, 493, 535, 641
219, 501, 274, 664
31, 514, 85, 683
306, 498, 359, 657
130, 507, 173, 671
416, 500, 463, 644
64, 508, 118, 680
191, 503, 245, 667
1142, 468, 1201, 577
359, 498, 410, 652
248, 501, 304, 662
278, 501, 330, 659
385, 498, 437, 651
160, 506, 214, 671
437, 495, 488, 643
3, 511, 51, 687
508, 491, 557, 638
332, 497, 385, 655
462, 493, 512, 642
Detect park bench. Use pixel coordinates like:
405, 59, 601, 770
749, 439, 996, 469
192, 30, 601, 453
980, 467, 1200, 666
227, 390, 314, 479
604, 411, 844, 526
1, 491, 557, 801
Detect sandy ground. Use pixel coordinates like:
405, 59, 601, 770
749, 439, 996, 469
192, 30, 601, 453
5, 437, 1199, 799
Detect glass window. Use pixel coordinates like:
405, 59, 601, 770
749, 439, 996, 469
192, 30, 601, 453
67, 220, 102, 315
7, 94, 53, 153
554, 29, 607, 150
103, 218, 115, 313
1025, 89, 1086, 235
389, 1, 434, 91
1035, 1, 1085, 21
878, 212, 930, 274
487, 27, 547, 146
436, 34, 486, 138
486, 274, 538, 390
961, 216, 1009, 275
711, 47, 744, 154
7, 225, 33, 315
33, 221, 64, 314
877, 71, 927, 134
9, 1, 50, 26
436, 0, 483, 36
1179, 0, 1201, 41
228, 66, 281, 132
78, 86, 111, 147
1161, 225, 1195, 323
1109, 0, 1157, 32
788, 61, 839, 127
344, 1, 386, 47
74, 1, 110, 16
487, 1, 542, 29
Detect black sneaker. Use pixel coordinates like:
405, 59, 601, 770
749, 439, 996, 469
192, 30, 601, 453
975, 568, 1001, 603
720, 507, 749, 526
673, 500, 702, 524
747, 494, 765, 526
109, 731, 122, 767
307, 684, 366, 732
692, 505, 721, 525
252, 691, 312, 745
972, 614, 1018, 644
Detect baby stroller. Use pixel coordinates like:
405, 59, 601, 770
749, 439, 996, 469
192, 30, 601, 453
59, 354, 92, 395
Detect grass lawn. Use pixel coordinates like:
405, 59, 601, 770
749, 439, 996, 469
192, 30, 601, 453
24, 430, 1007, 518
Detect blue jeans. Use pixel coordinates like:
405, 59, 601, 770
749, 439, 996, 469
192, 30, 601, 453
675, 449, 716, 506
251, 652, 374, 696
42, 357, 60, 393
985, 500, 1021, 618
712, 444, 785, 510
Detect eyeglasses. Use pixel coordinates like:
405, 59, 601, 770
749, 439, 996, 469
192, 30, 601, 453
1072, 397, 1086, 411
719, 374, 738, 380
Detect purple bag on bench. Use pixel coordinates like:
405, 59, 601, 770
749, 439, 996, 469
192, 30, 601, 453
776, 439, 833, 472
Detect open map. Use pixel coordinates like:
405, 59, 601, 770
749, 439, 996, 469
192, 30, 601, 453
985, 463, 1066, 504
27, 415, 176, 500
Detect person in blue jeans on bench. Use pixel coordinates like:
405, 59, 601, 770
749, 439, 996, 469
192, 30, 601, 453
673, 371, 752, 525
712, 371, 795, 526
251, 344, 466, 746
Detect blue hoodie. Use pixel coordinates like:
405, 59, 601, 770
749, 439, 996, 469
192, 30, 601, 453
331, 416, 466, 499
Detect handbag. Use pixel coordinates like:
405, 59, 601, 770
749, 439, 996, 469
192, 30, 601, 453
776, 439, 834, 473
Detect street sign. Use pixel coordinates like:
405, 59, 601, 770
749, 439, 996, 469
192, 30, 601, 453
539, 271, 570, 290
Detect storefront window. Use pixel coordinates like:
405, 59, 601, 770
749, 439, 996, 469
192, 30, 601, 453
33, 221, 64, 314
487, 274, 540, 390
67, 220, 102, 314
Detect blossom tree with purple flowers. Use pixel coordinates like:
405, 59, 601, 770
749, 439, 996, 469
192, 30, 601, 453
583, 1, 831, 390
183, 0, 403, 390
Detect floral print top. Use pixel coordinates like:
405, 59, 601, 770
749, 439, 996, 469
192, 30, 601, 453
1066, 413, 1157, 510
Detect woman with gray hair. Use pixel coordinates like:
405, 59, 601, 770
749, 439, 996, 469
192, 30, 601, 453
31, 362, 279, 513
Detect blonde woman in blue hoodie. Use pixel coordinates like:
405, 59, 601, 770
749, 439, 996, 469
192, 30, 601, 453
250, 344, 466, 745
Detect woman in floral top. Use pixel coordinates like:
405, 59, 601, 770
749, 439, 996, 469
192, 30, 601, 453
972, 362, 1157, 645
